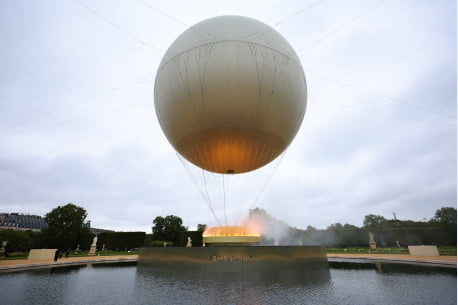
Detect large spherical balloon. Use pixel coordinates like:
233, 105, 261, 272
155, 16, 307, 174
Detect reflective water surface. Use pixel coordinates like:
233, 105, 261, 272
0, 260, 455, 305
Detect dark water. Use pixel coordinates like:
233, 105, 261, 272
0, 261, 455, 305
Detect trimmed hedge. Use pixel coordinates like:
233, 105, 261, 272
150, 240, 174, 247
97, 232, 146, 250
186, 231, 203, 247
0, 230, 38, 253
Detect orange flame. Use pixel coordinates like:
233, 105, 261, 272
203, 226, 260, 237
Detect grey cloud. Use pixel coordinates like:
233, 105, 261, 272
0, 0, 455, 232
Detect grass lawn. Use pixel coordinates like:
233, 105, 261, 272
69, 250, 139, 257
1, 252, 29, 260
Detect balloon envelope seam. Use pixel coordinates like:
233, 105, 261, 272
158, 39, 302, 70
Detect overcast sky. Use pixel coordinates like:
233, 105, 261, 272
0, 0, 456, 232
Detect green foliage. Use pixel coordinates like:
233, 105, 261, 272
363, 214, 387, 229
321, 227, 368, 247
152, 215, 187, 246
41, 203, 92, 249
320, 224, 455, 248
375, 247, 409, 254
143, 234, 153, 247
2, 251, 29, 260
327, 223, 343, 230
279, 207, 457, 248
28, 231, 45, 249
186, 231, 203, 247
78, 232, 95, 251
249, 207, 270, 218
197, 224, 207, 232
150, 240, 174, 247
343, 224, 358, 229
306, 225, 317, 231
97, 232, 146, 250
355, 209, 457, 247
0, 230, 33, 253
90, 250, 138, 256
438, 246, 457, 256
431, 207, 457, 226
0, 230, 46, 254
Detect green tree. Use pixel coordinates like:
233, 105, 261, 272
0, 230, 33, 253
41, 203, 92, 250
327, 223, 343, 230
343, 223, 358, 229
152, 215, 187, 246
431, 207, 457, 226
249, 207, 270, 218
363, 214, 387, 229
306, 225, 317, 231
197, 224, 207, 232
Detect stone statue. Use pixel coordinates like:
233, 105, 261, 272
369, 232, 375, 244
186, 237, 192, 247
369, 232, 377, 251
91, 235, 98, 247
0, 241, 7, 257
88, 236, 97, 255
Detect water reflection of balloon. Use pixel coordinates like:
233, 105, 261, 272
154, 16, 307, 224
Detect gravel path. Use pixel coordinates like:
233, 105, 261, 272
0, 255, 138, 272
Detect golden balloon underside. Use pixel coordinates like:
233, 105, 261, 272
175, 127, 286, 174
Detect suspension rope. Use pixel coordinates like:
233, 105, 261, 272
178, 154, 222, 225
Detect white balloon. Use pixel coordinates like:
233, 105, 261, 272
155, 16, 307, 174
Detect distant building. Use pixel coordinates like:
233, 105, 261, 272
0, 212, 114, 234
90, 227, 115, 234
0, 213, 47, 232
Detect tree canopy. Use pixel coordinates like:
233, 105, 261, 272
363, 214, 387, 229
42, 203, 92, 249
197, 224, 207, 232
152, 215, 187, 245
431, 207, 457, 226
